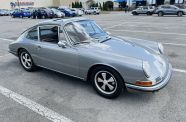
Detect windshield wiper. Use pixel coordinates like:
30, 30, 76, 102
100, 36, 111, 43
73, 41, 90, 45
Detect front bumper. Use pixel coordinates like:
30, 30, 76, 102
125, 63, 172, 91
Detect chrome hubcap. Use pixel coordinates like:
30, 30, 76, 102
21, 52, 32, 69
94, 71, 117, 94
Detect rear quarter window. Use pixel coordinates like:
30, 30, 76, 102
26, 28, 38, 40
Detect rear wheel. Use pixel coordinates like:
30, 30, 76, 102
90, 66, 125, 99
158, 11, 163, 16
132, 12, 138, 15
177, 11, 183, 17
19, 49, 37, 72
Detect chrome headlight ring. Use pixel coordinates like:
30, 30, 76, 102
142, 61, 151, 78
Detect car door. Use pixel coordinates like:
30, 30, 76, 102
169, 6, 178, 14
35, 25, 79, 77
164, 6, 172, 14
141, 6, 148, 14
14, 10, 19, 17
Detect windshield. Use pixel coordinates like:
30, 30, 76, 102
175, 5, 186, 9
45, 8, 53, 13
64, 22, 91, 44
64, 20, 108, 44
78, 20, 107, 38
52, 8, 60, 13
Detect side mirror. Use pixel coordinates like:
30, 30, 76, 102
58, 41, 67, 48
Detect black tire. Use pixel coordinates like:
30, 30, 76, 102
158, 11, 163, 16
177, 11, 183, 17
147, 12, 150, 16
31, 15, 34, 19
18, 49, 37, 72
41, 15, 46, 19
54, 14, 58, 18
90, 66, 125, 99
132, 12, 138, 15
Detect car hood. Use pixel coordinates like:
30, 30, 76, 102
81, 37, 168, 81
88, 37, 158, 61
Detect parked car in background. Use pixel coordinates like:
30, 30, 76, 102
132, 6, 155, 15
84, 7, 100, 15
31, 8, 54, 19
9, 18, 172, 98
0, 9, 5, 16
71, 8, 84, 16
51, 8, 65, 18
58, 8, 76, 17
155, 5, 186, 16
11, 9, 31, 18
0, 9, 10, 16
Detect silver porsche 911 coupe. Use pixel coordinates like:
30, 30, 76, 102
9, 18, 172, 98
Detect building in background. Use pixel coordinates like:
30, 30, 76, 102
0, 0, 185, 10
0, 0, 79, 10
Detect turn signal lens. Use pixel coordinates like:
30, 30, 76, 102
135, 81, 153, 87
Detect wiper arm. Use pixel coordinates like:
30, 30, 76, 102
73, 41, 90, 45
100, 37, 111, 43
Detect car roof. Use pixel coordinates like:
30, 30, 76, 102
37, 17, 91, 26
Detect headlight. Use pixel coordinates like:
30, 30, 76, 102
142, 61, 151, 78
158, 43, 164, 54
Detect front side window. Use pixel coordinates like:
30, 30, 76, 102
39, 25, 59, 44
26, 27, 38, 40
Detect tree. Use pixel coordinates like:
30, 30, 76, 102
72, 2, 75, 8
80, 2, 83, 8
99, 2, 102, 10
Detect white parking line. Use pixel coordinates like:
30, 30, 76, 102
118, 36, 186, 47
163, 43, 186, 47
0, 85, 73, 122
173, 68, 186, 74
0, 54, 10, 58
108, 29, 186, 36
0, 38, 14, 42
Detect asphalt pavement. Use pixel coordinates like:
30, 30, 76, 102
0, 12, 186, 122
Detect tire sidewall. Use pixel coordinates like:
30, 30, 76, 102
90, 66, 125, 99
18, 49, 36, 72
178, 12, 183, 17
158, 12, 163, 16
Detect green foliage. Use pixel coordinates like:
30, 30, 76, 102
72, 2, 75, 8
72, 1, 82, 8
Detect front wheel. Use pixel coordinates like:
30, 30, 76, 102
177, 11, 183, 17
90, 67, 125, 99
19, 49, 37, 72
